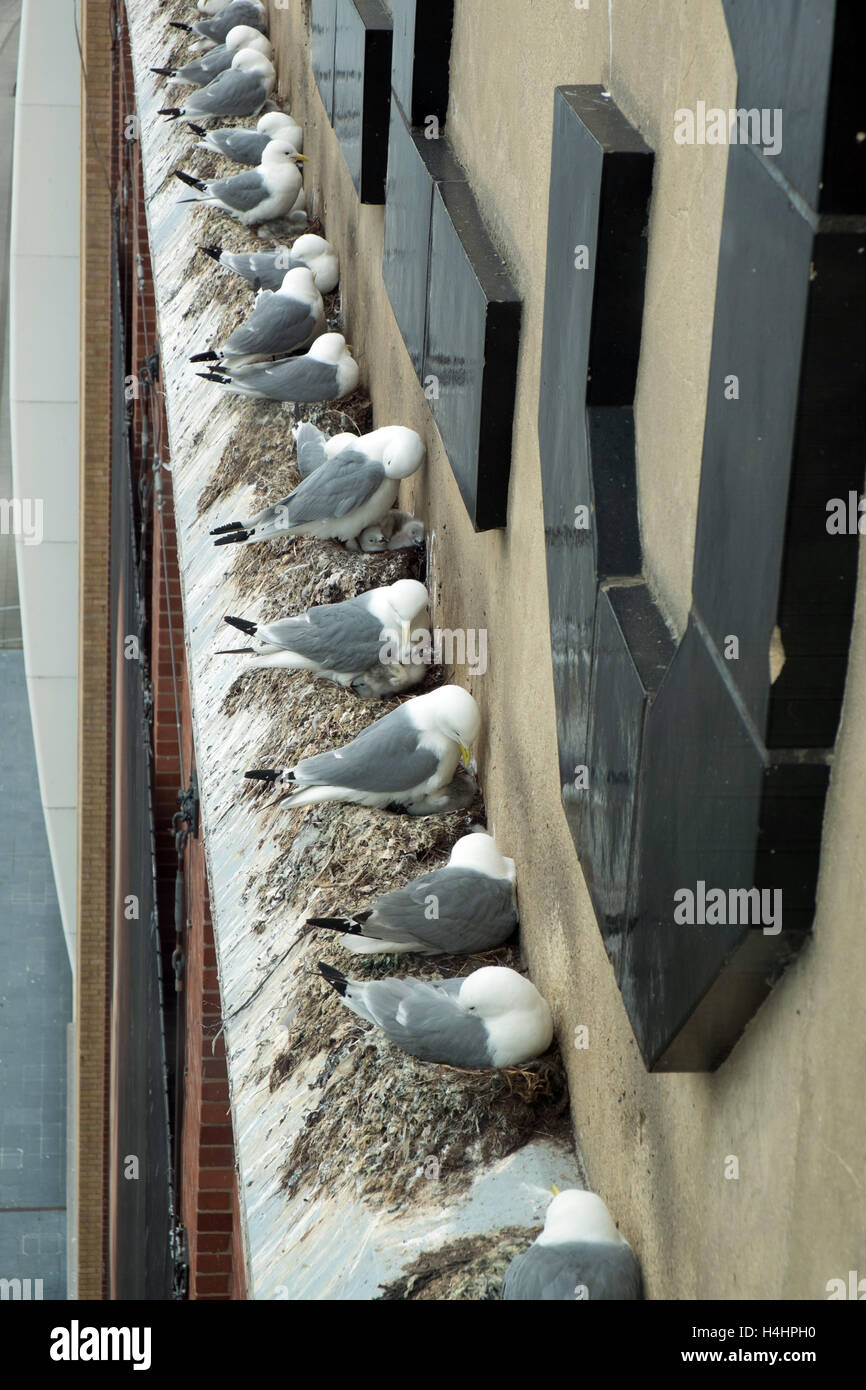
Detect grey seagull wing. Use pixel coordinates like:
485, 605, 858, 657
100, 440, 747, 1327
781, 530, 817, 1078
370, 867, 518, 953
257, 596, 383, 670
281, 450, 384, 525
503, 1242, 642, 1301
358, 977, 492, 1067
208, 168, 269, 213
223, 293, 316, 356
292, 705, 440, 793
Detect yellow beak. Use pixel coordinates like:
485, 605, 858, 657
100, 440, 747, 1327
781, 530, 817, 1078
550, 1184, 561, 1196
401, 620, 411, 649
295, 153, 309, 163
460, 743, 471, 768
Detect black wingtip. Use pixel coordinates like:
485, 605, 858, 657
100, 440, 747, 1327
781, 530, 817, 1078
159, 107, 183, 120
150, 66, 176, 76
213, 529, 250, 546
198, 244, 223, 261
189, 349, 220, 363
209, 522, 245, 535
317, 961, 348, 995
198, 371, 231, 384
214, 647, 255, 655
187, 122, 207, 137
175, 169, 206, 190
244, 769, 281, 783
307, 917, 358, 935
169, 21, 191, 30
224, 614, 258, 635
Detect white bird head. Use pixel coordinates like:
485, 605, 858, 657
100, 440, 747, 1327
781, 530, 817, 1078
537, 1190, 627, 1249
458, 965, 550, 1026
225, 25, 272, 56
307, 332, 352, 366
257, 111, 294, 135
230, 49, 275, 78
260, 137, 306, 169
380, 579, 429, 650
278, 265, 318, 300
410, 684, 480, 763
290, 234, 338, 291
449, 831, 515, 882
361, 426, 425, 480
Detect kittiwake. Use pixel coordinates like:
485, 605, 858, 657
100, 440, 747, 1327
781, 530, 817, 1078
190, 266, 324, 367
198, 233, 338, 293
188, 109, 303, 161
316, 963, 553, 1068
175, 138, 307, 224
215, 578, 430, 696
159, 49, 275, 121
151, 24, 270, 86
502, 1190, 643, 1300
209, 424, 422, 544
169, 0, 267, 49
244, 683, 480, 813
308, 830, 518, 954
198, 332, 359, 404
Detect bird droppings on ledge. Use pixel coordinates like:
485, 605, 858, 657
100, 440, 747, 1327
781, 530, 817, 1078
377, 1228, 530, 1300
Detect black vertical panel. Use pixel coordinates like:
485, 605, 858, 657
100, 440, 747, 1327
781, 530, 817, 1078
311, 0, 338, 121
382, 95, 466, 376
389, 0, 454, 129
691, 147, 812, 737
333, 0, 392, 203
425, 180, 522, 530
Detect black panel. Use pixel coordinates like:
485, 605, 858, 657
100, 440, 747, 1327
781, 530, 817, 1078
382, 94, 466, 376
691, 144, 813, 736
537, 52, 858, 1067
389, 0, 454, 129
333, 0, 393, 203
425, 181, 522, 530
311, 0, 338, 121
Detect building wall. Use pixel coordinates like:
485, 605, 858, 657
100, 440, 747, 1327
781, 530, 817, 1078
267, 0, 866, 1298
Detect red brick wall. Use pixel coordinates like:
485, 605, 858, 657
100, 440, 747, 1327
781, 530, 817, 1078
114, 7, 246, 1301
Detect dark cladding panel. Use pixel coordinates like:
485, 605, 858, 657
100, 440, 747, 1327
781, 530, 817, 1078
311, 0, 338, 121
425, 180, 521, 530
333, 0, 392, 203
390, 0, 454, 129
382, 96, 465, 377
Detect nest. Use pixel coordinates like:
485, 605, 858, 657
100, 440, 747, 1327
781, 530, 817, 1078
377, 1228, 531, 1301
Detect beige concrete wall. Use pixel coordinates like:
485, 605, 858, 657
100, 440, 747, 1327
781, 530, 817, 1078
268, 0, 865, 1298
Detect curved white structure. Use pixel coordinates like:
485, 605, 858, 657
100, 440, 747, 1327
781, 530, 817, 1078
9, 0, 80, 969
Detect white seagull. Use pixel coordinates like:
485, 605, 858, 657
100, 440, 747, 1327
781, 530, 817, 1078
169, 0, 267, 51
151, 24, 271, 86
502, 1190, 643, 1300
244, 683, 481, 813
316, 963, 553, 1069
210, 424, 423, 545
198, 233, 338, 293
188, 109, 303, 161
174, 137, 307, 225
199, 332, 359, 403
190, 266, 324, 367
159, 49, 275, 122
216, 579, 430, 696
308, 830, 518, 955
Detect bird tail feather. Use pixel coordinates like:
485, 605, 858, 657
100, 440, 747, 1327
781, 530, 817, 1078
158, 107, 184, 120
189, 349, 220, 363
175, 169, 207, 192
223, 614, 258, 635
187, 121, 207, 137
317, 962, 348, 995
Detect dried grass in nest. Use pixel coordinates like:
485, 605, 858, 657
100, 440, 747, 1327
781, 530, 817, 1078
274, 991, 570, 1208
377, 1227, 530, 1301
